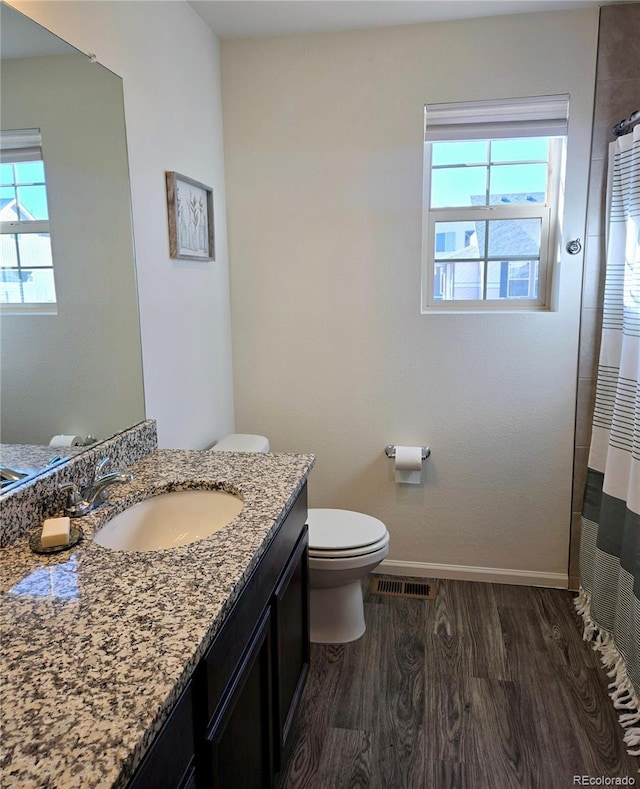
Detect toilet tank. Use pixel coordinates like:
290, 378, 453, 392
211, 434, 270, 453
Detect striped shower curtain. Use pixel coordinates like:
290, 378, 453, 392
576, 124, 640, 756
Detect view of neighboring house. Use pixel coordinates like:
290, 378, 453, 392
434, 191, 545, 301
0, 196, 54, 303
0, 196, 37, 222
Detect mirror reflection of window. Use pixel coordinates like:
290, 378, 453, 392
0, 3, 145, 453
0, 128, 56, 306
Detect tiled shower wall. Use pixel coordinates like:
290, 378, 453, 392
569, 2, 640, 590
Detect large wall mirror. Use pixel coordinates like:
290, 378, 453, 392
0, 3, 145, 490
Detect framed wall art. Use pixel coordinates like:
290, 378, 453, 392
166, 171, 214, 261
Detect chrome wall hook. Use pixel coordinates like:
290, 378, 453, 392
566, 238, 582, 255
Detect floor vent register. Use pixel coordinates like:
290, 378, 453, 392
370, 577, 436, 600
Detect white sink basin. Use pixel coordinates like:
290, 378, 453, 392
93, 489, 244, 551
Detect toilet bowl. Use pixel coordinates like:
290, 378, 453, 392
212, 436, 390, 644
307, 508, 389, 644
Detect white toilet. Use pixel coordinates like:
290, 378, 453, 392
306, 508, 389, 644
212, 435, 390, 644
211, 433, 271, 453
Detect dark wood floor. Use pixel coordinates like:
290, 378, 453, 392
277, 578, 640, 789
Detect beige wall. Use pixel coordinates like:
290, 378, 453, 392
10, 0, 235, 449
1, 54, 144, 444
570, 2, 640, 590
222, 10, 599, 584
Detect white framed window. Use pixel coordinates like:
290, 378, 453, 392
421, 95, 569, 312
0, 129, 56, 310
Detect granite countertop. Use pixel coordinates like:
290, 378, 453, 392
0, 444, 86, 469
0, 448, 315, 788
0, 444, 86, 493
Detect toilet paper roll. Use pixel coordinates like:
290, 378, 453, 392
394, 445, 423, 485
49, 435, 83, 447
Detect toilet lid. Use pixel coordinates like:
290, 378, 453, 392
212, 434, 269, 453
306, 508, 388, 551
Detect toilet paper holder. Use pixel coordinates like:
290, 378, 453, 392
384, 445, 430, 460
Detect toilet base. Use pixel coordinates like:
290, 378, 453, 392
309, 580, 366, 644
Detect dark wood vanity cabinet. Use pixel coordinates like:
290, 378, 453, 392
127, 684, 196, 789
127, 483, 309, 789
197, 484, 309, 788
202, 608, 274, 788
271, 528, 310, 770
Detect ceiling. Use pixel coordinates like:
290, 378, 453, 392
189, 0, 613, 39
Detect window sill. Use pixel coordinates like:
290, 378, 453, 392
0, 303, 57, 316
421, 303, 551, 315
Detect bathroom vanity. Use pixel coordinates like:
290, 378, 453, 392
129, 483, 309, 789
0, 439, 314, 788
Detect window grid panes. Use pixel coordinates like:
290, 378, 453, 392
0, 150, 56, 305
430, 138, 551, 209
424, 134, 561, 309
435, 259, 540, 302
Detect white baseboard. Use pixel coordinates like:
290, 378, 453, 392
377, 559, 568, 589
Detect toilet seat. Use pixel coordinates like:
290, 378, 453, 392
307, 508, 389, 558
308, 534, 389, 559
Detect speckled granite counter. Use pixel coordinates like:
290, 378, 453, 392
1, 443, 85, 470
0, 444, 85, 492
0, 448, 314, 788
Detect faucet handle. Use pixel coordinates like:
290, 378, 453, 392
59, 481, 81, 507
94, 456, 110, 480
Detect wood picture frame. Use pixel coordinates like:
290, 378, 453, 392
166, 171, 215, 261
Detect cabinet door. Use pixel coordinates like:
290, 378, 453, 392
272, 526, 310, 769
127, 684, 194, 789
179, 766, 196, 789
203, 609, 274, 789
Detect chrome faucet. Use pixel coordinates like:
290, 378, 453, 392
59, 456, 133, 518
1, 467, 28, 483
